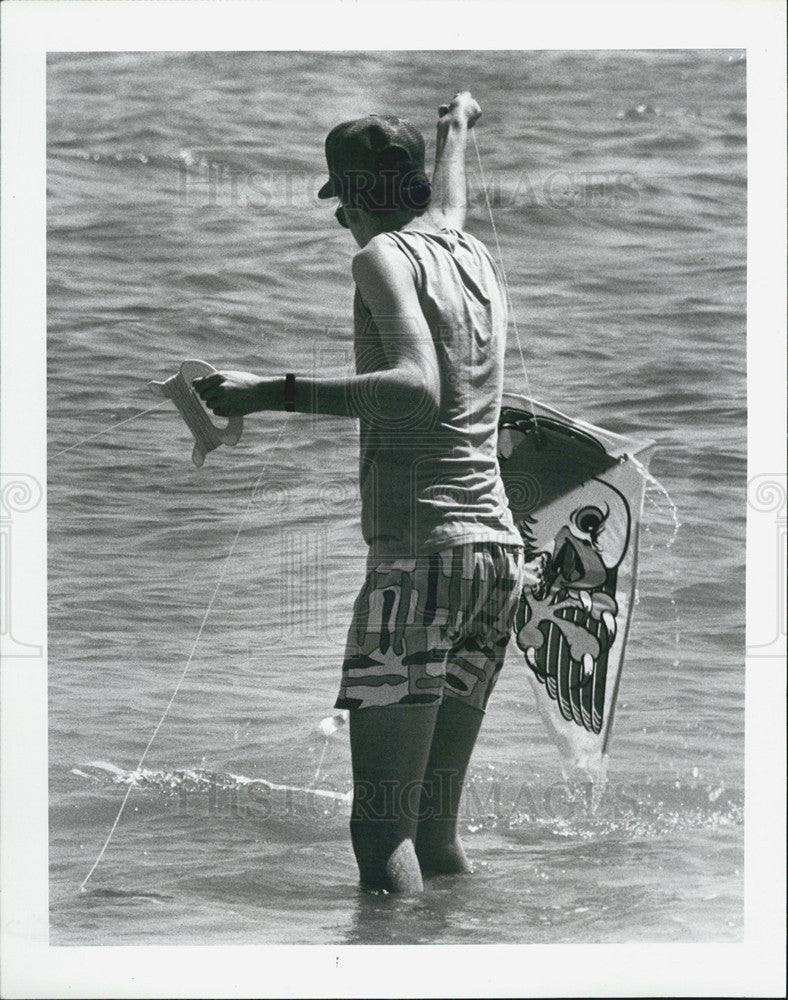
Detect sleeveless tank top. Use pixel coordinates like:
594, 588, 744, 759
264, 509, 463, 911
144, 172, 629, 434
354, 227, 523, 559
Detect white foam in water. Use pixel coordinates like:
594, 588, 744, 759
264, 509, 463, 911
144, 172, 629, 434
73, 761, 353, 804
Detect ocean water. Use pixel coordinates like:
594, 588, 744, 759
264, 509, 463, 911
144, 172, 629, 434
47, 50, 746, 945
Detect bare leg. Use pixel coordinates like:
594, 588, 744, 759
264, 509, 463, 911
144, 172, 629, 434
414, 698, 484, 875
348, 704, 440, 893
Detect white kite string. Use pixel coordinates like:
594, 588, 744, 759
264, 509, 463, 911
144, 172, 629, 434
471, 130, 684, 564
471, 129, 539, 426
52, 402, 167, 459
79, 416, 289, 892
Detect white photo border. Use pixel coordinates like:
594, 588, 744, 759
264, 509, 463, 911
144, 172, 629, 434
1, 1, 785, 997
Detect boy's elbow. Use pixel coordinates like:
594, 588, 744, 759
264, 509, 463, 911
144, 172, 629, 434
398, 365, 441, 425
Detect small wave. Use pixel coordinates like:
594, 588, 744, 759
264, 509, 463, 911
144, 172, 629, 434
79, 887, 173, 903
634, 135, 702, 154
617, 104, 661, 121
686, 170, 745, 189
71, 761, 352, 805
168, 272, 240, 294
53, 147, 221, 174
71, 764, 741, 845
74, 150, 154, 166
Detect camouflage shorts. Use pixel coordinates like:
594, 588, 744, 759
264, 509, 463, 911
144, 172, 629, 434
335, 542, 525, 712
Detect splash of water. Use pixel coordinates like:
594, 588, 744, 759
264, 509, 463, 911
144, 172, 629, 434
462, 768, 743, 840
629, 454, 681, 550
628, 453, 684, 669
310, 711, 350, 785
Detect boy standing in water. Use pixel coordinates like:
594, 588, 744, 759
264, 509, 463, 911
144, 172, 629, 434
195, 93, 525, 893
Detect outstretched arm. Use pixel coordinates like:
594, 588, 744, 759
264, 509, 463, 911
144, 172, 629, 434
424, 91, 481, 231
193, 241, 440, 421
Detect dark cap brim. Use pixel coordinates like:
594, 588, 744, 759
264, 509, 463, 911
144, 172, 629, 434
318, 178, 337, 199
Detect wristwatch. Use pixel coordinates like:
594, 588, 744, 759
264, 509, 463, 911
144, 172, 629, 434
284, 373, 295, 412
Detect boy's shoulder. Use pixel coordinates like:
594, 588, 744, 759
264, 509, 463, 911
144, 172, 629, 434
352, 233, 413, 278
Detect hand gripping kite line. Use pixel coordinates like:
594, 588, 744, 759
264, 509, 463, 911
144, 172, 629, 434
148, 359, 243, 466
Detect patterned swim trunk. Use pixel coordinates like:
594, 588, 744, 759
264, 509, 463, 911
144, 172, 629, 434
335, 542, 525, 712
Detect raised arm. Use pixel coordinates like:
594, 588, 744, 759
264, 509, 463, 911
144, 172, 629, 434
424, 91, 482, 232
193, 96, 481, 422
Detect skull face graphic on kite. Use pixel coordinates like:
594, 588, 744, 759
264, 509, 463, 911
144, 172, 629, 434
512, 479, 631, 734
498, 403, 647, 746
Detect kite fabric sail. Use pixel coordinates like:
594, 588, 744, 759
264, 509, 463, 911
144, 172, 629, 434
498, 393, 655, 771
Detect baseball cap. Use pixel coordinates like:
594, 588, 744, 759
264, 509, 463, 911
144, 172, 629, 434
317, 114, 430, 212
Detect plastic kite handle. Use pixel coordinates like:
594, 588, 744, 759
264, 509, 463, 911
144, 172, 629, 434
148, 359, 243, 467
